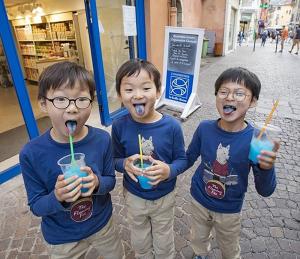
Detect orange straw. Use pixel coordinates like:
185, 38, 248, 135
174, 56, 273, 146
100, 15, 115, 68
138, 134, 144, 169
257, 99, 279, 140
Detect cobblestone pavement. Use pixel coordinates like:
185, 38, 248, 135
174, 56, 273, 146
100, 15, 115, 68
1, 41, 299, 259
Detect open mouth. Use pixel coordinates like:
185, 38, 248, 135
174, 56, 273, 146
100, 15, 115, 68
223, 105, 236, 115
65, 120, 77, 135
133, 103, 145, 116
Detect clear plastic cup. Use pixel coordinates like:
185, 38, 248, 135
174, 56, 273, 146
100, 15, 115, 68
248, 122, 281, 164
57, 153, 88, 193
134, 159, 153, 190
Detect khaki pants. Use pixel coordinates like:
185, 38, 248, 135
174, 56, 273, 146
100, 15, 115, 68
190, 198, 241, 259
47, 217, 124, 259
124, 189, 176, 259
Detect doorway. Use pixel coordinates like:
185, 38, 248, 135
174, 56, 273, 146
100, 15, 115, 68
228, 7, 236, 51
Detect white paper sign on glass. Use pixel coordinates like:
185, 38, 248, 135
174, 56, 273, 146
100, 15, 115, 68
122, 5, 137, 36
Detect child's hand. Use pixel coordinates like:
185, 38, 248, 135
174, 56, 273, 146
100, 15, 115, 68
124, 154, 151, 182
258, 141, 280, 170
143, 158, 170, 185
54, 174, 82, 203
80, 166, 99, 197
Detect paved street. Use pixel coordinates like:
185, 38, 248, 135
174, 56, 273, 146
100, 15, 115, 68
0, 40, 299, 259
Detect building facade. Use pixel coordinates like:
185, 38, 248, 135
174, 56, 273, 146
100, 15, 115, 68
146, 0, 242, 72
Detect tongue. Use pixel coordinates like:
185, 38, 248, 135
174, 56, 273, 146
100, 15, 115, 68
66, 121, 77, 135
135, 104, 145, 116
224, 107, 235, 114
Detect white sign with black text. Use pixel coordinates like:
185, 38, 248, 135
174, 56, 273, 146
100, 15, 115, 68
156, 26, 204, 119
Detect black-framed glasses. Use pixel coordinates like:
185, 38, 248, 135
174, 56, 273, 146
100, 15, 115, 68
217, 88, 251, 102
43, 96, 92, 109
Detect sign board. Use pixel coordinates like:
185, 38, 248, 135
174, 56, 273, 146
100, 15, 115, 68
156, 26, 204, 119
122, 5, 137, 36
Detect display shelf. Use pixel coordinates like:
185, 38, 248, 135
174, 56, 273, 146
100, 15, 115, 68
12, 12, 80, 82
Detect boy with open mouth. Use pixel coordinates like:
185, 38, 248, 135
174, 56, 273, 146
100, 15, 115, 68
186, 67, 280, 259
112, 59, 187, 259
20, 61, 124, 259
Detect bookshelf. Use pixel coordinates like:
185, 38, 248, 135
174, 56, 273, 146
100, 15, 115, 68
12, 12, 81, 82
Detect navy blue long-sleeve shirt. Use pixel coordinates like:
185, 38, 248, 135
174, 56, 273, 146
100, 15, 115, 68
112, 114, 187, 200
186, 120, 276, 213
20, 126, 115, 244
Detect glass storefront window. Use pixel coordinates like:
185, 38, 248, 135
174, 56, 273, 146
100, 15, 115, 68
0, 37, 51, 166
0, 37, 29, 164
96, 0, 137, 113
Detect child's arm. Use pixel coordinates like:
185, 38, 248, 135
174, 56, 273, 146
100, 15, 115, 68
257, 141, 280, 170
186, 125, 202, 168
112, 123, 149, 182
20, 151, 80, 217
54, 174, 83, 202
143, 123, 187, 184
111, 124, 127, 174
82, 136, 116, 196
79, 166, 99, 197
252, 141, 280, 197
123, 154, 147, 182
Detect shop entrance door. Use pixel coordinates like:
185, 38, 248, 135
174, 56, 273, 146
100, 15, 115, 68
0, 0, 146, 183
228, 7, 237, 51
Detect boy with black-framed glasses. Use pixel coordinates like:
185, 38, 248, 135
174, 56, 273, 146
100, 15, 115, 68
20, 61, 124, 259
186, 67, 280, 259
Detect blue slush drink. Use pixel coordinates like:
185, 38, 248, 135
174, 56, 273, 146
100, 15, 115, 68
134, 160, 152, 190
64, 166, 88, 193
248, 123, 281, 164
58, 153, 88, 193
249, 138, 274, 164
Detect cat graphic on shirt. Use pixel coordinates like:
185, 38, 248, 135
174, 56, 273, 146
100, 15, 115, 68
142, 136, 154, 156
212, 143, 230, 177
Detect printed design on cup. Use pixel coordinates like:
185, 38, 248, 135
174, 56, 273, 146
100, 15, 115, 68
203, 143, 238, 199
70, 198, 93, 222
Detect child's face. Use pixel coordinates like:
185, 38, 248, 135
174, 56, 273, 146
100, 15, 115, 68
216, 81, 257, 126
39, 81, 92, 142
118, 69, 160, 123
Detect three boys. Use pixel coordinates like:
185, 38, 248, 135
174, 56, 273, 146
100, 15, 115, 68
20, 60, 279, 259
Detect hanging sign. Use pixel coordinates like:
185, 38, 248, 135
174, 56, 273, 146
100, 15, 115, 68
156, 26, 204, 119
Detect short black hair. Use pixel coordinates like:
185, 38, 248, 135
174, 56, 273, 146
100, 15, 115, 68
38, 61, 95, 100
115, 58, 161, 95
214, 67, 261, 100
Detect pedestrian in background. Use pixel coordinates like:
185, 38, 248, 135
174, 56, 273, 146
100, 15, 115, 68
288, 29, 294, 43
289, 24, 300, 55
238, 31, 244, 46
186, 67, 280, 259
261, 29, 268, 47
270, 30, 276, 43
245, 30, 251, 46
279, 25, 288, 52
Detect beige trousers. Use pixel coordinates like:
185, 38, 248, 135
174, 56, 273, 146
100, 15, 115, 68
124, 189, 176, 259
47, 217, 124, 259
190, 197, 241, 259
